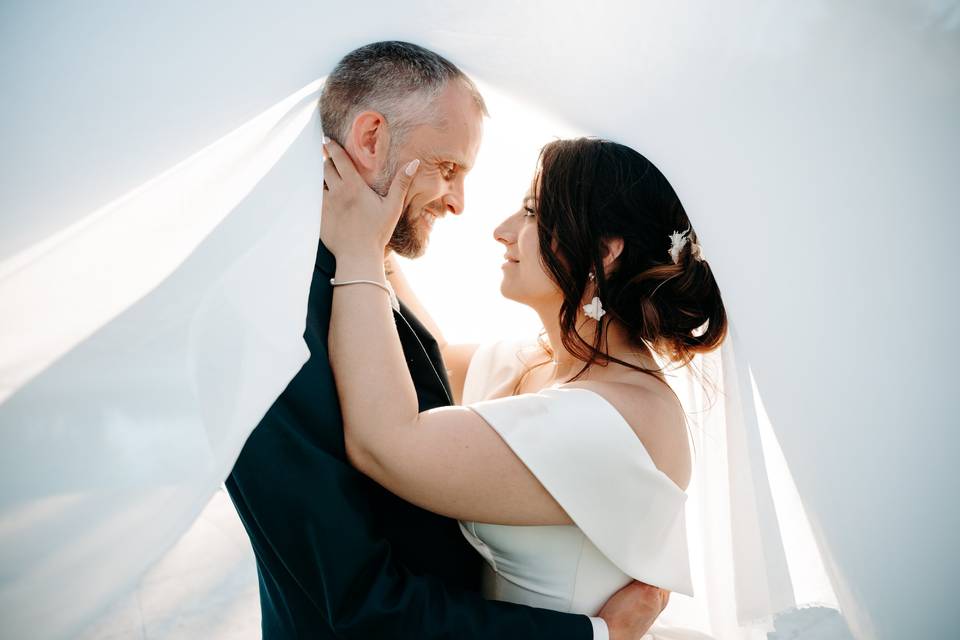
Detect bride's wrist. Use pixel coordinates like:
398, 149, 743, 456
334, 254, 387, 283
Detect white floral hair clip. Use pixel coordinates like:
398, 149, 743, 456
668, 227, 706, 264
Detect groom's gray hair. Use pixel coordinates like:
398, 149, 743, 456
319, 41, 488, 150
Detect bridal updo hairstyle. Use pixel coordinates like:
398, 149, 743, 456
534, 138, 726, 379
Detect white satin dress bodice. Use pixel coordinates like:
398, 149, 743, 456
459, 518, 632, 616
458, 341, 695, 618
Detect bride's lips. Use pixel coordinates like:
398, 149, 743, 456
502, 255, 519, 268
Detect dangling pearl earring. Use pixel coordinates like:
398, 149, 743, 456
583, 272, 606, 321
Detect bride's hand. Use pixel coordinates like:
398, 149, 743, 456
320, 137, 420, 259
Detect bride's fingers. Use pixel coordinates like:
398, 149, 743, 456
321, 143, 342, 189
323, 158, 341, 191
322, 138, 363, 187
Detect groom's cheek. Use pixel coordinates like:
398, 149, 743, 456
400, 184, 419, 212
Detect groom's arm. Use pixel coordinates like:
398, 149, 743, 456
229, 426, 598, 640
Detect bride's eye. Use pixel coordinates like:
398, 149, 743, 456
523, 206, 536, 218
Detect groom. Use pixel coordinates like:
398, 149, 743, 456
227, 41, 667, 639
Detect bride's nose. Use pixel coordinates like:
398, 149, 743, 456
493, 214, 518, 245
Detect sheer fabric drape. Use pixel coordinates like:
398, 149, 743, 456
0, 80, 325, 638
3, 2, 957, 639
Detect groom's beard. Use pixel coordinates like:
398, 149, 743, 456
372, 159, 430, 259
388, 204, 426, 258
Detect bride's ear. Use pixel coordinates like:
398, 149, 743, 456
600, 236, 625, 275
346, 110, 391, 174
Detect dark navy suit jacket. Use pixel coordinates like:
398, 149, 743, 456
226, 240, 592, 639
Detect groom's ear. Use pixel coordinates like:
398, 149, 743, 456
346, 110, 391, 177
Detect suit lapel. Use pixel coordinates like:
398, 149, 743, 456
316, 236, 452, 410
393, 301, 453, 411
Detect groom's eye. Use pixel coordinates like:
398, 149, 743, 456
439, 162, 458, 179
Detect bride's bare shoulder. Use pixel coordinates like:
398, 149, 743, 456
556, 378, 692, 490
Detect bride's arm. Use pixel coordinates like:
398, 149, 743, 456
323, 139, 569, 526
384, 255, 478, 405
331, 253, 570, 526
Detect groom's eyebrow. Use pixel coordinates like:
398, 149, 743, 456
430, 152, 472, 173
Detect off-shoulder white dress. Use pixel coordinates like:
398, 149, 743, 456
458, 341, 698, 630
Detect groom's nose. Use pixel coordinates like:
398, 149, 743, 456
441, 178, 466, 215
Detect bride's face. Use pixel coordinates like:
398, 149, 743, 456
493, 192, 562, 307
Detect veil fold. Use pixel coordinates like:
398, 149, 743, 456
3, 2, 957, 638
0, 79, 324, 638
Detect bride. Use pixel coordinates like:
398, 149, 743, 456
321, 135, 726, 633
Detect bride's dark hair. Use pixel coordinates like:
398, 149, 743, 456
530, 137, 727, 382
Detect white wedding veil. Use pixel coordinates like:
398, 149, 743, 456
2, 2, 957, 639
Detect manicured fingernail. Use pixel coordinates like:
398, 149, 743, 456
322, 135, 330, 145
404, 159, 420, 176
